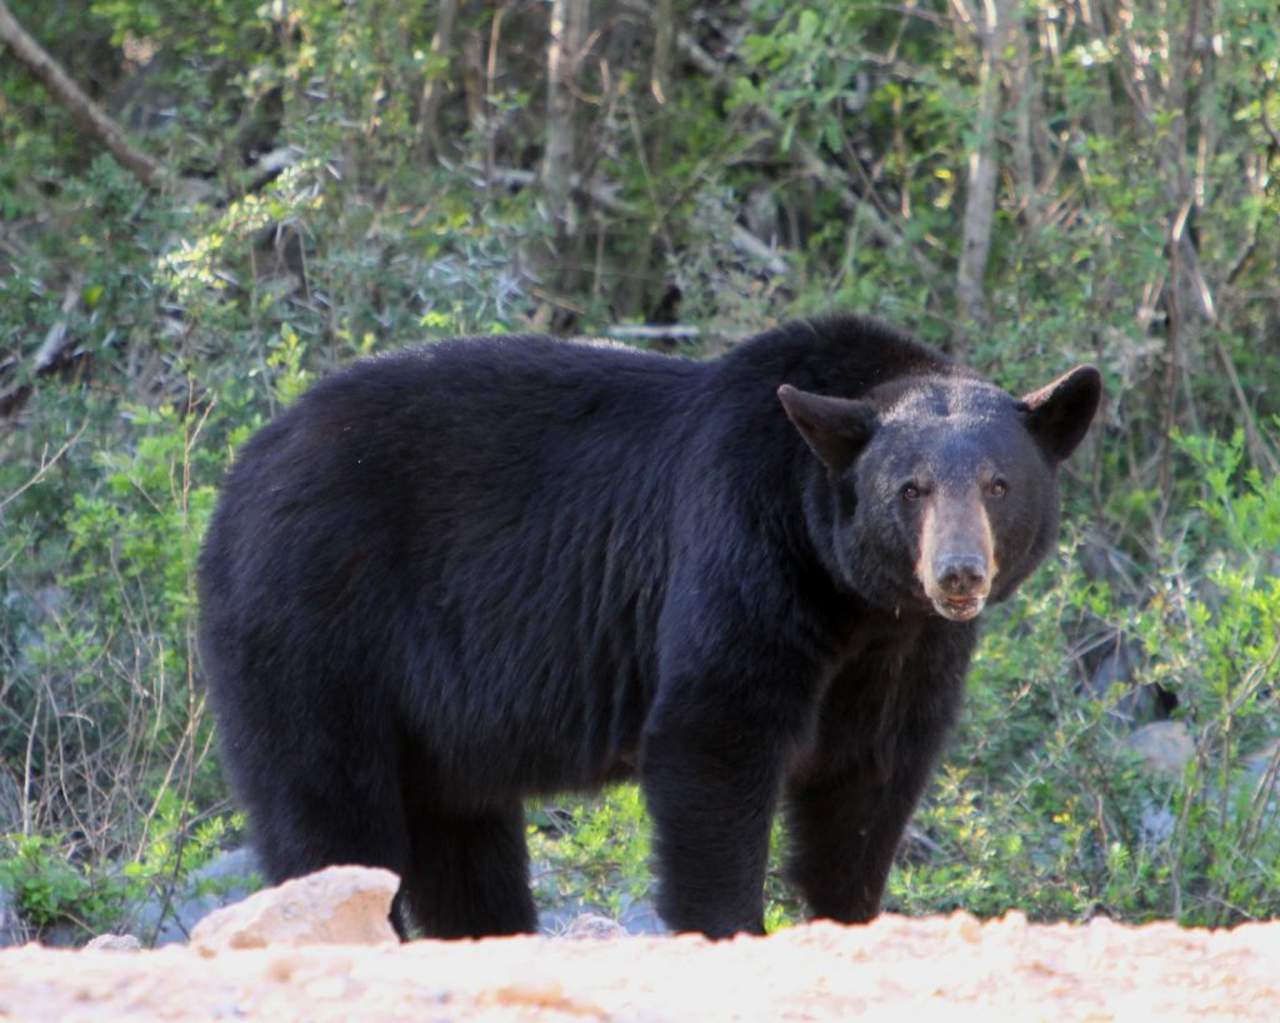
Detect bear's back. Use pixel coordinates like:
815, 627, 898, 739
198, 335, 715, 790
712, 314, 969, 401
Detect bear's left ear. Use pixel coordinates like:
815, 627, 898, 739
1019, 365, 1103, 462
778, 384, 878, 474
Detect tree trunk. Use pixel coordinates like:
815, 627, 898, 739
417, 0, 460, 163
543, 0, 588, 239
1010, 16, 1039, 226
0, 0, 164, 188
954, 0, 1015, 340
540, 0, 589, 323
1077, 0, 1116, 140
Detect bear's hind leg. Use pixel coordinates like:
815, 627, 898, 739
397, 800, 536, 939
237, 761, 415, 934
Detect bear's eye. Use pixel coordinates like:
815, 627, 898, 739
901, 483, 921, 502
988, 479, 1008, 499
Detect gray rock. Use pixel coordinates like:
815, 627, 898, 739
130, 846, 264, 946
617, 896, 666, 936
85, 933, 142, 952
1138, 804, 1177, 845
41, 922, 81, 948
1244, 738, 1280, 779
0, 884, 29, 948
1127, 721, 1195, 778
1083, 635, 1136, 703
1082, 635, 1171, 725
557, 913, 629, 939
538, 895, 666, 938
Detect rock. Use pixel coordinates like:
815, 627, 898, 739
189, 866, 399, 953
1083, 634, 1137, 701
0, 776, 20, 844
1127, 721, 1195, 778
39, 922, 82, 948
191, 845, 261, 889
538, 897, 666, 938
1139, 803, 1177, 845
1244, 738, 1280, 779
558, 913, 628, 939
618, 897, 666, 936
133, 845, 264, 945
85, 933, 142, 952
1081, 634, 1178, 725
0, 885, 26, 948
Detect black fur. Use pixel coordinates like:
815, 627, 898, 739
197, 315, 1100, 939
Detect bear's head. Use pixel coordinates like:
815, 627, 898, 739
779, 365, 1102, 621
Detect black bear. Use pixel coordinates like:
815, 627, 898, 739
197, 315, 1101, 939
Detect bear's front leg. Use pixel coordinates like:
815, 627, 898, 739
641, 558, 826, 937
785, 630, 970, 923
640, 709, 787, 938
786, 752, 936, 923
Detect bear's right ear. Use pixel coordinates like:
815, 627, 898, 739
1020, 365, 1103, 463
777, 384, 878, 474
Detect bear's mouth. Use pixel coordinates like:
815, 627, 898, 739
932, 594, 986, 622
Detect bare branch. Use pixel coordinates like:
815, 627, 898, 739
416, 0, 460, 164
1211, 332, 1280, 477
651, 0, 673, 104
0, 0, 164, 188
33, 276, 84, 374
0, 421, 87, 515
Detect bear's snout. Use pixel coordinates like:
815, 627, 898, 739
916, 498, 995, 622
928, 550, 990, 621
936, 553, 988, 596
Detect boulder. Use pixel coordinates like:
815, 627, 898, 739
1244, 738, 1280, 779
1127, 721, 1195, 778
558, 913, 628, 939
0, 885, 25, 948
190, 866, 399, 953
85, 933, 142, 952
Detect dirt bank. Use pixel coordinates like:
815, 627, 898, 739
2, 911, 1278, 1021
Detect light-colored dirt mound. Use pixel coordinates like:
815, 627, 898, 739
2, 910, 1278, 1022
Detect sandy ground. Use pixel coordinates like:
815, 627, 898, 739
2, 912, 1278, 1021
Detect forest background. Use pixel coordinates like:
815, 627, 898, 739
1, 0, 1278, 942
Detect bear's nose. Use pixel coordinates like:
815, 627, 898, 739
936, 555, 988, 596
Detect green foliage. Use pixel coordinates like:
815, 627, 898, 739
1, 389, 240, 936
530, 787, 652, 918
3, 0, 1279, 935
0, 802, 237, 937
0, 835, 124, 931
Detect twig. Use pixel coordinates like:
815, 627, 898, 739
0, 420, 87, 514
20, 688, 41, 837
32, 276, 84, 373
0, 0, 164, 188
